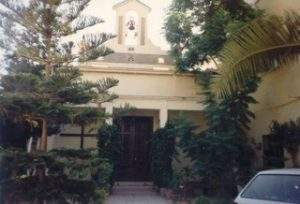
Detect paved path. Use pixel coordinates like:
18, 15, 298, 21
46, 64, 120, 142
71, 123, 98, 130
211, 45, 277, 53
105, 182, 172, 204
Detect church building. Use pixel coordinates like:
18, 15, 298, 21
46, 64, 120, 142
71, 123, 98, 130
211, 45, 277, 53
48, 0, 205, 181
48, 0, 300, 178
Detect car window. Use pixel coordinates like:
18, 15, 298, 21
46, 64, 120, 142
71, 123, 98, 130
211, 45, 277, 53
241, 174, 300, 203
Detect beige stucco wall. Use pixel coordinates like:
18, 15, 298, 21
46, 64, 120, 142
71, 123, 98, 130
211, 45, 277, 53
81, 67, 200, 101
48, 56, 204, 151
248, 0, 300, 167
80, 64, 204, 112
257, 0, 300, 15
48, 135, 98, 150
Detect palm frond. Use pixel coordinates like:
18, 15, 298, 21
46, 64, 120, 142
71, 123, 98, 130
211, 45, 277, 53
213, 11, 300, 98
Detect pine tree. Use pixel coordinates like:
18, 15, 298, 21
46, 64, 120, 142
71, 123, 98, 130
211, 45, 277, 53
0, 0, 118, 151
73, 107, 106, 149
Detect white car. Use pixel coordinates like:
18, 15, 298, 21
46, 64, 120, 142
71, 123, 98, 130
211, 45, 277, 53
235, 169, 300, 204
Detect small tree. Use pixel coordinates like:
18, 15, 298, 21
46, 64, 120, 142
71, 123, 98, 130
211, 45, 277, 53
165, 0, 261, 198
177, 72, 258, 198
0, 0, 117, 151
165, 0, 262, 71
73, 108, 106, 149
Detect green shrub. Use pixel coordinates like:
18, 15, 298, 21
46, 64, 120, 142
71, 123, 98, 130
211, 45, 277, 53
168, 167, 195, 190
267, 120, 300, 168
1, 175, 96, 203
92, 157, 113, 190
150, 122, 177, 188
97, 123, 122, 186
94, 188, 108, 204
0, 148, 113, 203
49, 149, 113, 189
97, 124, 122, 162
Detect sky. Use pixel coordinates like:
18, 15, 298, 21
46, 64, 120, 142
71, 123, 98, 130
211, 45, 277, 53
0, 0, 172, 73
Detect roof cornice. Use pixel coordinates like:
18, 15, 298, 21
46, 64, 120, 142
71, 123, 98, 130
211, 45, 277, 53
113, 0, 151, 11
80, 61, 173, 69
79, 66, 195, 77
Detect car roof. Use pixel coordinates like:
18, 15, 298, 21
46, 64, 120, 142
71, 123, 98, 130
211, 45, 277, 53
258, 168, 300, 175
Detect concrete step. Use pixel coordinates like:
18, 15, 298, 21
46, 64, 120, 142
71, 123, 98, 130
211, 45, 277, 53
114, 186, 154, 192
113, 182, 155, 192
115, 181, 154, 187
106, 181, 170, 204
112, 188, 158, 195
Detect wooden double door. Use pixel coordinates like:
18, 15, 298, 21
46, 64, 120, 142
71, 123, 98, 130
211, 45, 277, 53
116, 116, 153, 181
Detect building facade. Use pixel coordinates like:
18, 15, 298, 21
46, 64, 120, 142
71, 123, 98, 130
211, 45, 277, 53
48, 0, 205, 180
48, 0, 300, 179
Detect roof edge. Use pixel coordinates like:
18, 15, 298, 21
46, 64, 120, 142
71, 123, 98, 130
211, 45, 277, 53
113, 0, 151, 11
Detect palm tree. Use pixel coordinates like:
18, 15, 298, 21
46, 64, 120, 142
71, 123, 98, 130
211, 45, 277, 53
213, 12, 300, 97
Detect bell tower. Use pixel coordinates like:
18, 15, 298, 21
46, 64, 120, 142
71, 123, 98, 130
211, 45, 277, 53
112, 0, 164, 54
114, 0, 151, 48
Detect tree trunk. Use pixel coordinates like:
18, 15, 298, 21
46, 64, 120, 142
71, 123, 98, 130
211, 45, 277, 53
27, 137, 33, 153
80, 125, 85, 149
45, 62, 52, 78
40, 118, 48, 151
291, 152, 299, 168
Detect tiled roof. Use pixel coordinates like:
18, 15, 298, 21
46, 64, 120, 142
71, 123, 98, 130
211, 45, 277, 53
98, 53, 174, 65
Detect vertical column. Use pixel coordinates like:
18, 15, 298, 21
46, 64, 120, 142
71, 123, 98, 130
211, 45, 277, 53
105, 102, 114, 125
118, 16, 123, 44
159, 102, 168, 128
140, 17, 146, 46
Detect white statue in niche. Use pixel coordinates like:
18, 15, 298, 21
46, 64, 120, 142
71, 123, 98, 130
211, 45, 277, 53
125, 11, 138, 46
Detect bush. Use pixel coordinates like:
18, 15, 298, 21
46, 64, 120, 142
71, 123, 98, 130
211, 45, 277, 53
49, 149, 113, 190
97, 123, 122, 166
168, 167, 198, 200
150, 122, 177, 188
94, 188, 108, 204
267, 120, 300, 167
0, 148, 113, 203
92, 157, 113, 190
97, 123, 122, 187
1, 175, 96, 203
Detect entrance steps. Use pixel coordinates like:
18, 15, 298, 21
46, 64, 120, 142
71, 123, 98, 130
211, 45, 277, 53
106, 182, 171, 204
114, 182, 154, 192
115, 181, 153, 186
